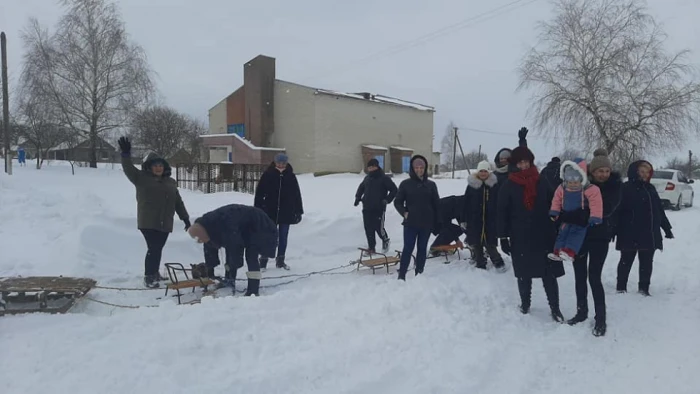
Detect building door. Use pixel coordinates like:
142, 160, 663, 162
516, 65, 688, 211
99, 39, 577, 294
375, 154, 384, 169
402, 156, 411, 173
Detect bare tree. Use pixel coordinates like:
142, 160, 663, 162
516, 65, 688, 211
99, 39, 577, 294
440, 121, 457, 170
518, 0, 700, 161
665, 156, 700, 177
463, 150, 488, 169
20, 0, 153, 168
14, 71, 68, 169
557, 149, 585, 162
129, 106, 205, 162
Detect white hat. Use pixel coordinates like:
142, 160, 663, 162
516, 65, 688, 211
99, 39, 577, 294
476, 160, 491, 172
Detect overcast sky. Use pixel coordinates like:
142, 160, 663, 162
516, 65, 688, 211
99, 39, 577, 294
2, 0, 700, 165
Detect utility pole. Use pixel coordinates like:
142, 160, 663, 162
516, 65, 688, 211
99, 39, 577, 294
1, 32, 11, 175
451, 126, 458, 179
688, 150, 693, 179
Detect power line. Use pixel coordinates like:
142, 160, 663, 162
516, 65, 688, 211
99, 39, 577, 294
310, 0, 541, 79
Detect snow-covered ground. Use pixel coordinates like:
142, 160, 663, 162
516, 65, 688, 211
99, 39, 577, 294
1, 161, 699, 394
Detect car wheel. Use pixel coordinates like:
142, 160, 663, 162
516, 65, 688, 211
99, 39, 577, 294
673, 196, 682, 211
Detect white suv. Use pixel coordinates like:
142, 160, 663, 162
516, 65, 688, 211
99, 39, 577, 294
649, 169, 694, 210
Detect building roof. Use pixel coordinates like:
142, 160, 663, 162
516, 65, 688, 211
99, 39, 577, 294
362, 145, 388, 151
390, 146, 413, 151
314, 88, 434, 112
200, 133, 286, 151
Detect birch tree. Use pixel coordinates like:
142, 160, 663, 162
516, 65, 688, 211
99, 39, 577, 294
518, 0, 700, 160
20, 0, 153, 168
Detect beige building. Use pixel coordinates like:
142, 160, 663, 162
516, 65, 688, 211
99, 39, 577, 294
204, 55, 435, 174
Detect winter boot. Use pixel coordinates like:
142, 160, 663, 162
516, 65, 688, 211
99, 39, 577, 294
244, 271, 261, 296
143, 275, 160, 289
206, 265, 216, 279
259, 257, 269, 271
473, 247, 487, 270
592, 318, 607, 337
517, 278, 532, 314
155, 271, 169, 282
491, 255, 507, 273
276, 256, 290, 270
397, 271, 406, 281
382, 239, 390, 254
566, 308, 588, 326
543, 277, 565, 323
362, 248, 376, 257
638, 284, 651, 297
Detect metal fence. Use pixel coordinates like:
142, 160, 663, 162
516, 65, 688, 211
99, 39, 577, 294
175, 163, 267, 194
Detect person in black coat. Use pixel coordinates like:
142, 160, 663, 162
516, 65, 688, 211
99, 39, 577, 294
565, 149, 622, 337
615, 160, 673, 296
394, 155, 440, 280
430, 195, 466, 251
254, 153, 304, 270
188, 204, 278, 296
354, 158, 398, 254
497, 146, 565, 322
493, 127, 529, 184
463, 160, 504, 271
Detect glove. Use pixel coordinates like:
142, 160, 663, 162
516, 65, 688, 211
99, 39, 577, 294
184, 218, 191, 231
293, 213, 303, 224
588, 218, 602, 227
354, 199, 360, 207
665, 230, 674, 239
550, 215, 558, 222
117, 137, 131, 156
518, 127, 529, 140
500, 238, 511, 256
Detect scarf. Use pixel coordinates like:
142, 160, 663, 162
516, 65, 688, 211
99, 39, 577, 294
508, 166, 540, 211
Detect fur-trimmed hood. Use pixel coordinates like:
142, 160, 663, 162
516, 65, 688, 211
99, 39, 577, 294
467, 172, 497, 189
560, 159, 589, 186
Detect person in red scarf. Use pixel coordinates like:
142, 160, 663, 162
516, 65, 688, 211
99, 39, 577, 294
497, 146, 565, 322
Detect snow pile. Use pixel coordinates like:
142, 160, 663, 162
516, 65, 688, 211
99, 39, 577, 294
0, 163, 699, 393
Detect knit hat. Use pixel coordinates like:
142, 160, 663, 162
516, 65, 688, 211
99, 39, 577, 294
588, 149, 612, 173
476, 160, 491, 172
509, 146, 535, 165
367, 158, 379, 168
274, 153, 288, 163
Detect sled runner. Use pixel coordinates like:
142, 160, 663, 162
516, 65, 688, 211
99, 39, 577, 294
353, 248, 401, 274
0, 276, 96, 316
164, 263, 215, 304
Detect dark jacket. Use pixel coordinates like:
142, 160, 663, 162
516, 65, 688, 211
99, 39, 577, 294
439, 195, 466, 224
355, 168, 398, 212
394, 155, 441, 231
586, 172, 623, 242
497, 167, 564, 279
122, 152, 188, 232
616, 161, 672, 251
195, 204, 278, 267
254, 163, 304, 225
464, 173, 499, 246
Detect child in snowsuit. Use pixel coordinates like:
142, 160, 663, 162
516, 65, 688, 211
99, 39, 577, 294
429, 195, 466, 254
549, 159, 603, 262
464, 160, 505, 271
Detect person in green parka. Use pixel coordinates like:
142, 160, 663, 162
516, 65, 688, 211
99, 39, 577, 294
118, 137, 190, 288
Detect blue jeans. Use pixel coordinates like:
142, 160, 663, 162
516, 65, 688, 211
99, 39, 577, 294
276, 224, 290, 257
554, 223, 588, 255
399, 226, 431, 275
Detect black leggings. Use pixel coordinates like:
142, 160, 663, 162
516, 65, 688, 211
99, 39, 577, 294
140, 229, 169, 277
573, 241, 608, 320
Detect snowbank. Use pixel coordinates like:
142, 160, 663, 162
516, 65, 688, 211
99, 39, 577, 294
0, 164, 698, 393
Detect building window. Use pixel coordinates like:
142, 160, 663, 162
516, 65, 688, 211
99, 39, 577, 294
227, 123, 245, 137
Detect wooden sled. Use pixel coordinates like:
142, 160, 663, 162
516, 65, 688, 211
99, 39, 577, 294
0, 276, 96, 316
429, 242, 466, 263
354, 248, 401, 274
164, 263, 215, 305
